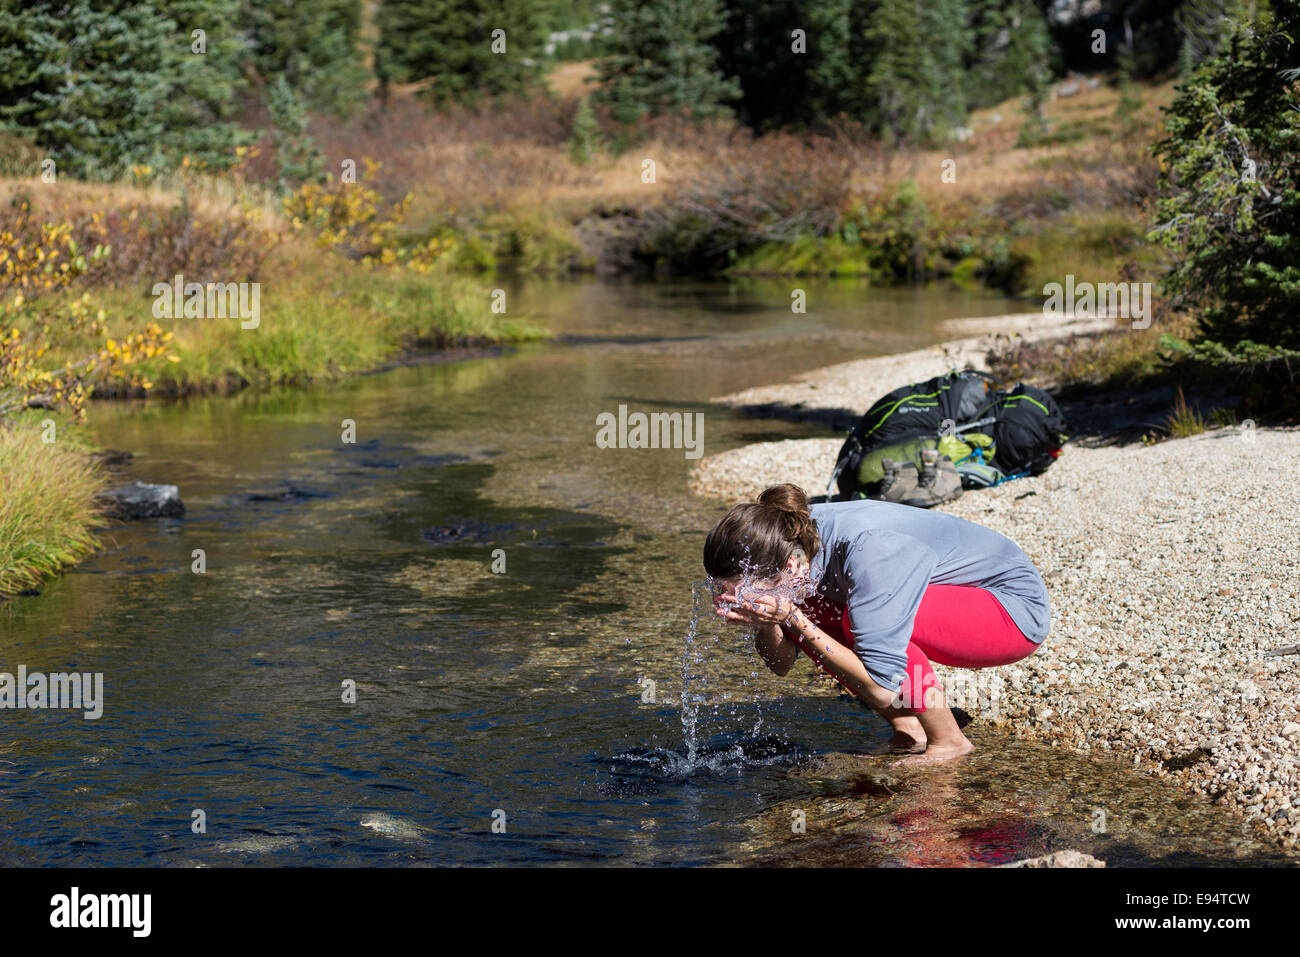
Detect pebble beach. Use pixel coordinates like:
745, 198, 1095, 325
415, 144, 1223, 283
691, 314, 1300, 852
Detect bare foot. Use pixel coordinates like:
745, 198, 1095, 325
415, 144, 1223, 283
893, 738, 975, 766
887, 729, 927, 754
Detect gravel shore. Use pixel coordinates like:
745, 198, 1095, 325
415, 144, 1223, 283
713, 311, 1116, 419
691, 315, 1300, 852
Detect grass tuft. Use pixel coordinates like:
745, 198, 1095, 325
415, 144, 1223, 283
1163, 387, 1207, 439
0, 425, 105, 599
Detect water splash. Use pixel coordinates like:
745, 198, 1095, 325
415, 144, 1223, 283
672, 577, 797, 776
604, 732, 801, 791
680, 580, 710, 765
597, 578, 778, 794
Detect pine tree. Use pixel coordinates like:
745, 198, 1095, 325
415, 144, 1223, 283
1016, 74, 1050, 148
1152, 0, 1300, 349
919, 0, 972, 133
802, 0, 860, 123
593, 0, 741, 122
855, 0, 970, 144
715, 0, 794, 130
242, 0, 370, 117
374, 0, 545, 105
267, 74, 327, 190
967, 0, 1051, 110
568, 95, 601, 164
1176, 0, 1244, 70
1114, 41, 1143, 126
0, 0, 248, 178
158, 0, 255, 168
714, 0, 893, 131
1178, 34, 1197, 78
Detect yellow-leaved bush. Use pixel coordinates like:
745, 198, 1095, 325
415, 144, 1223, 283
283, 159, 453, 273
0, 204, 175, 420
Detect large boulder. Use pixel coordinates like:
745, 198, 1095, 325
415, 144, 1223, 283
101, 481, 185, 519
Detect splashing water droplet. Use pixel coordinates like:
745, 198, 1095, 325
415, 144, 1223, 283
680, 580, 708, 766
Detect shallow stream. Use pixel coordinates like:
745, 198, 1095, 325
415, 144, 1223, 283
0, 278, 1286, 866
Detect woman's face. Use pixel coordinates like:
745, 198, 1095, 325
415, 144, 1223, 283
709, 551, 813, 612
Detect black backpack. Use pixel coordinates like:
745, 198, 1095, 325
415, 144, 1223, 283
829, 370, 998, 498
829, 372, 1068, 498
988, 384, 1069, 476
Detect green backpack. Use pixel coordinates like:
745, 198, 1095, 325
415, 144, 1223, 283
844, 429, 1006, 495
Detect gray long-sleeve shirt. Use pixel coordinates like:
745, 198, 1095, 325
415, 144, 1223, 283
808, 500, 1051, 690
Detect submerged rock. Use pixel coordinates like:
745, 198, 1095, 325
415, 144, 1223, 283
101, 481, 185, 519
1000, 850, 1106, 868
247, 485, 328, 502
89, 449, 134, 469
359, 813, 428, 841
420, 519, 516, 544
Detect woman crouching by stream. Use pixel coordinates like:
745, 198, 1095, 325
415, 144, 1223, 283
705, 484, 1050, 765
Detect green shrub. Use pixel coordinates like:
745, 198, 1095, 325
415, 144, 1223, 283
1151, 3, 1300, 349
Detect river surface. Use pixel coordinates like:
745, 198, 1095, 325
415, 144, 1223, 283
0, 278, 1289, 866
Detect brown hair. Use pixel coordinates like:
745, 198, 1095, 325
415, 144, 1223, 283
702, 484, 820, 580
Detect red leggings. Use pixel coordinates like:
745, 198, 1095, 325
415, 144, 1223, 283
785, 583, 1039, 712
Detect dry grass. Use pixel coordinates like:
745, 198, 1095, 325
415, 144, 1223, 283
400, 113, 741, 223
638, 132, 858, 266
356, 75, 1172, 283
397, 74, 1174, 220
1162, 386, 1209, 439
905, 78, 1175, 203
1, 177, 278, 291
4, 69, 1175, 259
547, 60, 598, 99
199, 72, 1177, 282
988, 311, 1200, 391
0, 173, 284, 235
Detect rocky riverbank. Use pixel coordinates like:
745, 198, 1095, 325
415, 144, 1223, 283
690, 313, 1300, 853
708, 311, 1116, 431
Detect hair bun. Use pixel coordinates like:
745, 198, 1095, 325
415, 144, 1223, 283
703, 484, 821, 579
757, 483, 810, 514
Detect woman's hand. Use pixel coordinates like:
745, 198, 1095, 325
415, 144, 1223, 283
714, 590, 797, 627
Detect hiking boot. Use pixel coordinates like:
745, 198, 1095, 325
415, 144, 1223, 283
877, 457, 900, 497
918, 449, 940, 489
874, 460, 921, 504
901, 455, 964, 509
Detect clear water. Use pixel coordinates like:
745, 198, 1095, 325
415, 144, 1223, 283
0, 278, 1287, 866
